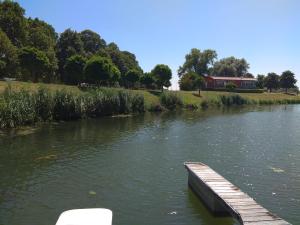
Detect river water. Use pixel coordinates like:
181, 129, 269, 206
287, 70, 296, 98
0, 106, 299, 225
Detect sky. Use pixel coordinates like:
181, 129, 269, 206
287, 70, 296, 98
18, 0, 300, 89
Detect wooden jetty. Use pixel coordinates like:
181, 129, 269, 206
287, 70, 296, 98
184, 162, 291, 225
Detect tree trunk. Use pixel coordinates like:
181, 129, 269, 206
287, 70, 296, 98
33, 71, 38, 83
198, 89, 201, 97
286, 88, 288, 93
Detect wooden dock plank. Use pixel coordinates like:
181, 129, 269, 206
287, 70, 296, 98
184, 162, 291, 225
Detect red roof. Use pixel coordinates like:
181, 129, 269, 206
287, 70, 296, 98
206, 76, 257, 81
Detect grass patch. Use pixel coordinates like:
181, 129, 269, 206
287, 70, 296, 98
160, 91, 183, 110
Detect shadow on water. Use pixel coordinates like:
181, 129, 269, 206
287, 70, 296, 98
187, 189, 236, 225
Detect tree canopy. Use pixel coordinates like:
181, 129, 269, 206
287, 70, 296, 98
280, 70, 297, 93
124, 69, 141, 88
56, 29, 84, 77
0, 29, 18, 78
178, 48, 217, 77
140, 72, 155, 89
179, 72, 205, 95
80, 29, 106, 56
151, 64, 172, 91
211, 57, 249, 77
264, 72, 280, 92
1, 0, 298, 93
19, 47, 50, 82
64, 55, 86, 85
27, 18, 58, 81
84, 56, 120, 85
0, 0, 27, 47
256, 74, 265, 89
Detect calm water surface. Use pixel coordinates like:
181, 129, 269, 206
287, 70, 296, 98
0, 106, 299, 225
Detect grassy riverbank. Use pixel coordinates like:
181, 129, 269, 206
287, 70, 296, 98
1, 81, 300, 128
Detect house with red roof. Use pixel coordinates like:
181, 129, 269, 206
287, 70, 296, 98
205, 76, 257, 89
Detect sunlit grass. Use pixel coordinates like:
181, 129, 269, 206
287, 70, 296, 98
1, 81, 300, 110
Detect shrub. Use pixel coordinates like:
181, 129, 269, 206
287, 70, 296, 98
0, 88, 36, 128
34, 87, 53, 121
225, 82, 237, 91
148, 103, 164, 112
219, 95, 249, 106
52, 90, 82, 120
160, 92, 183, 110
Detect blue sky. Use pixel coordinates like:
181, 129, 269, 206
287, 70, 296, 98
18, 0, 300, 89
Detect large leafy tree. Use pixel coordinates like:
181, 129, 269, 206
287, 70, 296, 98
104, 43, 143, 81
151, 64, 172, 92
179, 72, 205, 96
84, 56, 120, 85
27, 18, 58, 82
178, 48, 217, 77
256, 74, 265, 89
79, 29, 106, 56
280, 70, 297, 93
264, 72, 280, 92
0, 29, 18, 78
140, 72, 155, 89
56, 29, 84, 79
19, 47, 50, 82
0, 0, 27, 47
124, 69, 141, 88
212, 57, 249, 77
64, 55, 86, 85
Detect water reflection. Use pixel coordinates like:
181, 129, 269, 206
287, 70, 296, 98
0, 105, 299, 225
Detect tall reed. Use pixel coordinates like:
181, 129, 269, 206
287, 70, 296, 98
0, 87, 144, 128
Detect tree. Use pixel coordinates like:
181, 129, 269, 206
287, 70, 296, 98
27, 18, 58, 82
104, 42, 143, 81
0, 0, 27, 47
64, 55, 86, 85
0, 29, 18, 78
80, 29, 106, 56
225, 82, 237, 92
179, 72, 196, 91
179, 72, 205, 96
194, 75, 205, 96
280, 70, 297, 93
256, 74, 265, 89
110, 66, 121, 86
84, 56, 119, 85
151, 64, 172, 92
244, 72, 254, 78
178, 48, 217, 77
264, 72, 280, 92
56, 29, 84, 80
19, 47, 50, 82
140, 72, 155, 89
212, 57, 249, 77
124, 69, 141, 88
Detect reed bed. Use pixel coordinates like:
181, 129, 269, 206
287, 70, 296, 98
0, 86, 144, 128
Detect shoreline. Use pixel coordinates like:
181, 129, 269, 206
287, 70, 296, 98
1, 81, 300, 129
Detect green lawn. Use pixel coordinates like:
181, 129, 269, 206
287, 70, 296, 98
1, 81, 300, 107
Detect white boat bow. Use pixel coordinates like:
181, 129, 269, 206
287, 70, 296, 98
56, 208, 113, 225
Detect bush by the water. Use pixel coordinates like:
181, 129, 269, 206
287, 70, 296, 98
219, 95, 250, 106
225, 82, 237, 91
0, 87, 144, 128
160, 92, 183, 110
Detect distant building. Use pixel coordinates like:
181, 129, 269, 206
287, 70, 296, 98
205, 76, 257, 89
